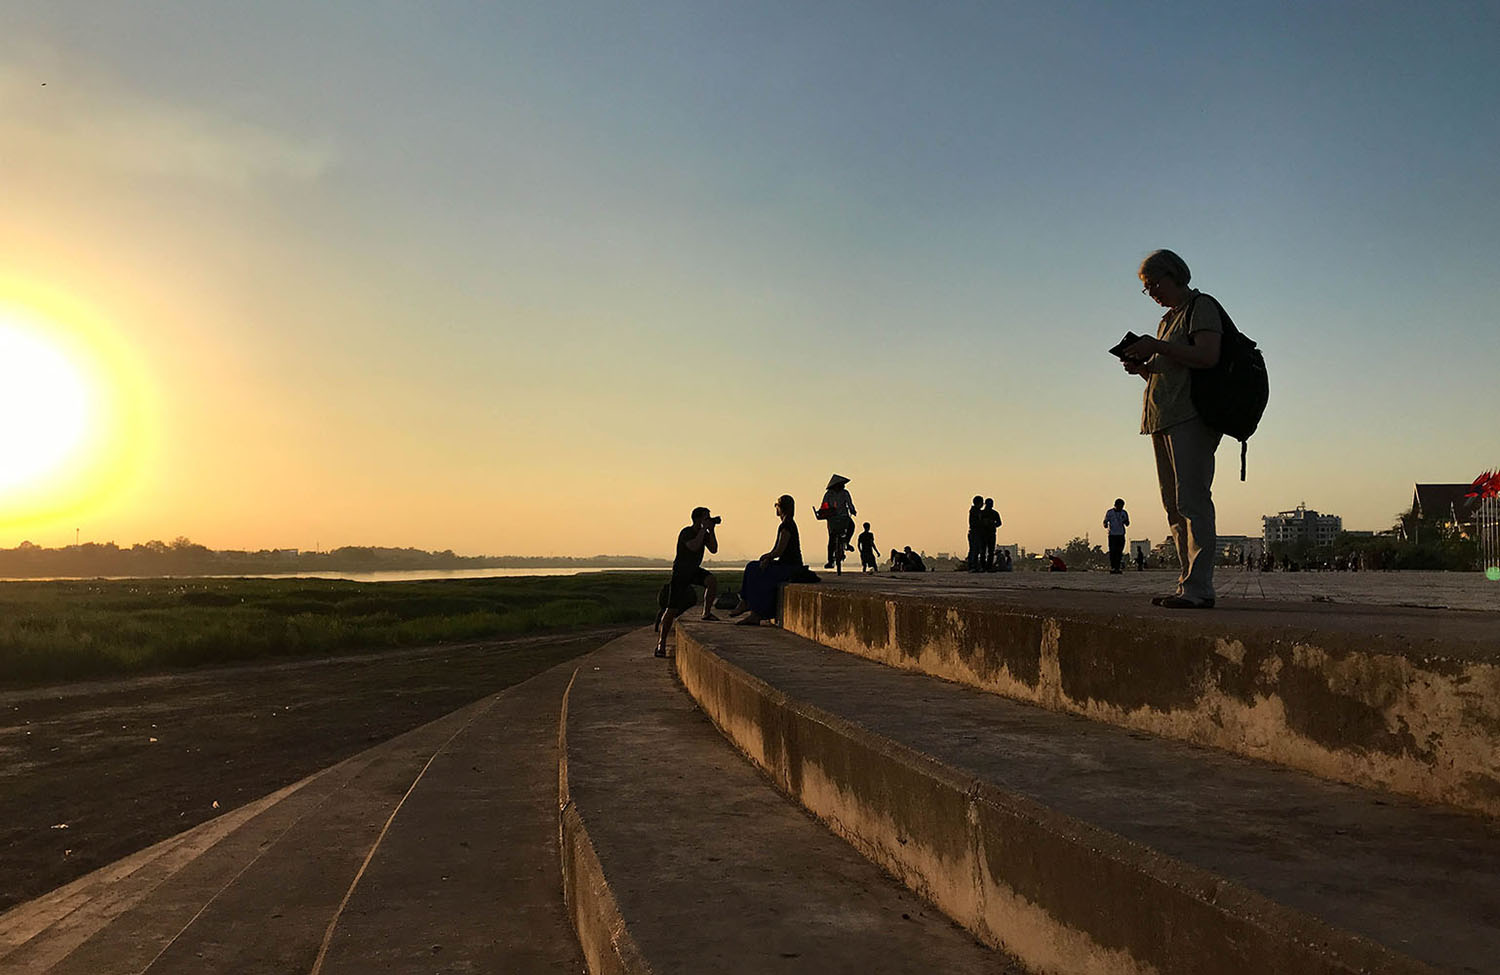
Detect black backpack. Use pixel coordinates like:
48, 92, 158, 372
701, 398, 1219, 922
1186, 294, 1268, 481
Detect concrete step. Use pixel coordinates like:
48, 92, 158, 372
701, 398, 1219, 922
0, 660, 587, 975
781, 580, 1500, 817
677, 621, 1500, 975
560, 627, 1021, 974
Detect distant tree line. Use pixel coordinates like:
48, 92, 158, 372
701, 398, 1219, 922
0, 538, 670, 579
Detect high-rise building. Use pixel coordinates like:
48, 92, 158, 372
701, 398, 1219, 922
1262, 504, 1342, 548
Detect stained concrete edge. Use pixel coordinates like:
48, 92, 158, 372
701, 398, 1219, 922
676, 624, 1439, 975
781, 585, 1500, 819
557, 659, 653, 975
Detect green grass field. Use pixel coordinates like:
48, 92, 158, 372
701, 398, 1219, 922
0, 572, 695, 684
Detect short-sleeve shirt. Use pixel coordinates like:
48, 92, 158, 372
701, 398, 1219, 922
1103, 509, 1129, 536
673, 526, 705, 579
1141, 290, 1222, 434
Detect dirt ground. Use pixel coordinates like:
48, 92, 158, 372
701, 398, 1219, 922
0, 625, 630, 913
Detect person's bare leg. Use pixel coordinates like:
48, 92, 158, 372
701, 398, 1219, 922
701, 573, 720, 620
655, 609, 679, 655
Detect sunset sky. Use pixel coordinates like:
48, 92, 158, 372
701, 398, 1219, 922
3, 2, 1497, 560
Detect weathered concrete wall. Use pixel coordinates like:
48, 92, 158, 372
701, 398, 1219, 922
676, 631, 1432, 975
782, 586, 1500, 819
557, 668, 651, 975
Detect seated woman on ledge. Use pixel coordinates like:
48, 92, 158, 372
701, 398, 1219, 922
731, 494, 811, 625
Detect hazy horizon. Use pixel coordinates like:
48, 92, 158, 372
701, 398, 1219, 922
3, 2, 1496, 558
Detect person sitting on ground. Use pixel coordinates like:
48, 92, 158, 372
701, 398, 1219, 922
731, 495, 813, 626
904, 546, 927, 572
857, 522, 878, 573
820, 474, 857, 568
998, 547, 1013, 572
1049, 554, 1068, 572
889, 547, 908, 571
654, 506, 719, 657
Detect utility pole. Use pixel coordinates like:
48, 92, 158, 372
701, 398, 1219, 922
75, 528, 79, 547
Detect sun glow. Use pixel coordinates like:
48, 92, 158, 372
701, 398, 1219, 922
0, 323, 92, 494
0, 286, 152, 532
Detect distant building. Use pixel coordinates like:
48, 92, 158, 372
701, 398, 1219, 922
1218, 535, 1265, 560
1263, 504, 1342, 549
1405, 483, 1480, 542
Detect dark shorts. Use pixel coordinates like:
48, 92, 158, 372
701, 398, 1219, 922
663, 566, 711, 611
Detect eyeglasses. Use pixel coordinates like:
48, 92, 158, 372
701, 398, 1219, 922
1141, 280, 1160, 295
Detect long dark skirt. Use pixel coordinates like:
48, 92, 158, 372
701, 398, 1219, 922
742, 560, 793, 619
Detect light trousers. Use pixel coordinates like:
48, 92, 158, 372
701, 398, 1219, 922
1151, 415, 1221, 601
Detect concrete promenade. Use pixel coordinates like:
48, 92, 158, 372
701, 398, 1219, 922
823, 566, 1500, 613
0, 659, 587, 974
784, 571, 1500, 818
4, 572, 1496, 973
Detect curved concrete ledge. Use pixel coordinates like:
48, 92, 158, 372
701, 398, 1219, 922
557, 667, 652, 975
676, 627, 1438, 975
782, 585, 1500, 819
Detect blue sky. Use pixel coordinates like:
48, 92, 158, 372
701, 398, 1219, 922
2, 1, 1496, 556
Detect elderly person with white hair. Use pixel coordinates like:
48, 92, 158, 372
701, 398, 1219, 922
1121, 249, 1222, 609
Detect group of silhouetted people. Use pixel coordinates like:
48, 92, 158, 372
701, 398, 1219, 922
965, 497, 1003, 571
653, 248, 1238, 653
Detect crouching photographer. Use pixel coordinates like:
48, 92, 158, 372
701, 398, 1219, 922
655, 506, 720, 657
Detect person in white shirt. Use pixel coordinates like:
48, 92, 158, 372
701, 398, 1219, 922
1103, 498, 1130, 574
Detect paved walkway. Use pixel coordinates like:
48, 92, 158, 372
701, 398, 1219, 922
0, 658, 587, 974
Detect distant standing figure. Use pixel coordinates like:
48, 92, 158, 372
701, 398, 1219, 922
820, 474, 857, 569
857, 522, 878, 572
966, 496, 984, 571
1103, 499, 1130, 574
1121, 249, 1223, 609
1135, 548, 1147, 571
731, 495, 810, 626
981, 499, 1002, 571
655, 507, 720, 657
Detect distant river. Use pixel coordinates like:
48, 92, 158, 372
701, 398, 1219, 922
0, 566, 677, 584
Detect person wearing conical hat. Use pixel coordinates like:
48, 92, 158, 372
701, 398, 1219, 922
820, 474, 857, 569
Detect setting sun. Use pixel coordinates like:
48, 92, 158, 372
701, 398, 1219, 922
0, 320, 92, 495
0, 288, 152, 536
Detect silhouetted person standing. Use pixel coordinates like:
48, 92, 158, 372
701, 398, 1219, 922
981, 498, 1001, 571
857, 522, 878, 573
966, 496, 984, 571
1104, 499, 1130, 574
1121, 249, 1223, 609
